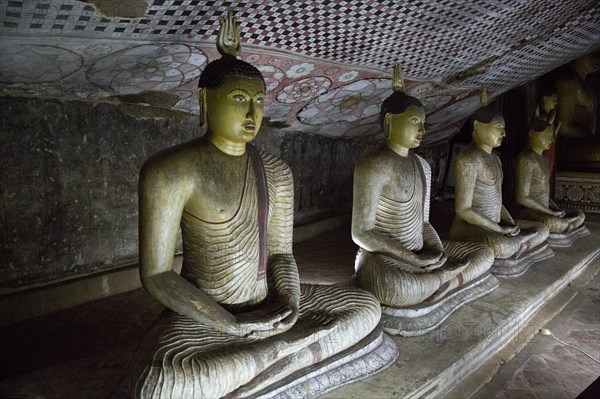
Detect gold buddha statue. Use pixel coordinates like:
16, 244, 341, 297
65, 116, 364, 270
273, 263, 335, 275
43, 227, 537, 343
351, 66, 498, 336
129, 13, 389, 398
450, 90, 553, 276
512, 119, 588, 246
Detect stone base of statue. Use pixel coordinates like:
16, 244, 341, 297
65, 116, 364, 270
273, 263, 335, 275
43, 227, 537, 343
491, 243, 555, 277
547, 225, 590, 248
378, 273, 499, 337
228, 325, 398, 399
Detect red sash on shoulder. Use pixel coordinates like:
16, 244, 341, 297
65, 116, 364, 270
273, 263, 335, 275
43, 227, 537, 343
247, 144, 269, 281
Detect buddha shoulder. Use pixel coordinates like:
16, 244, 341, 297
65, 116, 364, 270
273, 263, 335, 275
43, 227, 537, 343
456, 143, 496, 165
355, 146, 395, 174
139, 139, 214, 188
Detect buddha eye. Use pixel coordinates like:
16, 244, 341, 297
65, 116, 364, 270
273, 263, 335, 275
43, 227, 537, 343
233, 95, 246, 102
255, 97, 264, 104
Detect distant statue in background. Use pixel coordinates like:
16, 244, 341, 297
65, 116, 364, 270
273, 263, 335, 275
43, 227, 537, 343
450, 88, 553, 276
550, 52, 600, 171
351, 65, 497, 336
513, 118, 588, 247
129, 12, 388, 399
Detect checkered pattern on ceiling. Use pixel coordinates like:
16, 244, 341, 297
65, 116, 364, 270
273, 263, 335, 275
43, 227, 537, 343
2, 0, 599, 83
1, 0, 599, 142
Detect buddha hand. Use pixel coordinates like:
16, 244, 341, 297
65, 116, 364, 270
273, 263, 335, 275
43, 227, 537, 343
501, 224, 520, 236
553, 209, 567, 217
415, 248, 446, 269
235, 305, 294, 339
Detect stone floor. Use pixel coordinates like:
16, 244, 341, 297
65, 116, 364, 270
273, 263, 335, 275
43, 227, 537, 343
473, 267, 600, 399
0, 214, 598, 398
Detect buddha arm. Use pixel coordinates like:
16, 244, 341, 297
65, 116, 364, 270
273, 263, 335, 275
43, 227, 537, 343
138, 161, 239, 332
422, 222, 443, 252
352, 159, 436, 267
515, 155, 555, 216
266, 162, 301, 327
455, 156, 506, 234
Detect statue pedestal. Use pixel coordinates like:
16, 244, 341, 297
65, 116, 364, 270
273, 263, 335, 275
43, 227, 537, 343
548, 225, 590, 247
329, 219, 600, 399
380, 273, 499, 337
491, 243, 555, 277
244, 326, 398, 399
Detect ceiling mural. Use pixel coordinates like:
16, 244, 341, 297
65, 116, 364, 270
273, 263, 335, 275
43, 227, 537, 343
1, 0, 599, 143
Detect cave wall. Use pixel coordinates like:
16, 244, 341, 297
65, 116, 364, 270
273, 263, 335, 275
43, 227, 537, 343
0, 95, 383, 289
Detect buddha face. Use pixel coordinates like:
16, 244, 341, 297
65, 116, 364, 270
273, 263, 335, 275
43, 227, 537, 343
474, 117, 506, 149
204, 76, 265, 144
386, 106, 426, 150
530, 126, 554, 151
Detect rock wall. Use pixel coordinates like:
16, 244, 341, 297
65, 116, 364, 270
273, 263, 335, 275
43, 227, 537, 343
0, 96, 377, 288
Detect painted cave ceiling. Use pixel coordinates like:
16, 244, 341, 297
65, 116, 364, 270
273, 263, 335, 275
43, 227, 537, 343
1, 0, 599, 143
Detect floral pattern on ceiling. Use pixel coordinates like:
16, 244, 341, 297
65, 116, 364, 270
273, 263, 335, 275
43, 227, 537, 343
0, 0, 599, 142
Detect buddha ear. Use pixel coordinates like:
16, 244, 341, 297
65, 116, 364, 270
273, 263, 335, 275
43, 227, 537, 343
198, 87, 207, 127
473, 120, 487, 142
473, 120, 481, 137
383, 113, 392, 139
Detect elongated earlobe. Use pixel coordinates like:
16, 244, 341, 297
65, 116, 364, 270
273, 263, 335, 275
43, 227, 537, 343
473, 120, 481, 140
198, 88, 207, 127
384, 113, 392, 140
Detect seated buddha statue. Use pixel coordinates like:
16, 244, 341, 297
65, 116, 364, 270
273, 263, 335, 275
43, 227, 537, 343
351, 66, 498, 336
129, 13, 388, 399
512, 119, 588, 246
549, 52, 600, 171
449, 92, 553, 276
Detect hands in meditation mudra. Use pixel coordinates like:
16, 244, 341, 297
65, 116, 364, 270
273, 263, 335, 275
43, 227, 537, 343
512, 118, 587, 246
129, 13, 384, 399
351, 67, 497, 335
450, 89, 553, 275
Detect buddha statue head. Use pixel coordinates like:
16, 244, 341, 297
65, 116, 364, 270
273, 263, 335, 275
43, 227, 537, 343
528, 119, 554, 153
540, 88, 558, 116
198, 12, 266, 154
380, 64, 425, 154
471, 87, 506, 152
572, 52, 599, 79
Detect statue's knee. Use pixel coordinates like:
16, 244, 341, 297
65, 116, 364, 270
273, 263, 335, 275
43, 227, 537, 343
535, 223, 550, 242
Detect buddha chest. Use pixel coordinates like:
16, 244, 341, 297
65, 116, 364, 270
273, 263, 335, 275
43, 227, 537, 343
381, 156, 423, 203
475, 154, 502, 186
185, 155, 252, 223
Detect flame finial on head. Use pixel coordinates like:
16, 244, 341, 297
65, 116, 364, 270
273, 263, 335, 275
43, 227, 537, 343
392, 64, 404, 93
217, 10, 241, 57
480, 85, 488, 107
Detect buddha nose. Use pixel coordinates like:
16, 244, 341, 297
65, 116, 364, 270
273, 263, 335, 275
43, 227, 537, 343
246, 100, 256, 119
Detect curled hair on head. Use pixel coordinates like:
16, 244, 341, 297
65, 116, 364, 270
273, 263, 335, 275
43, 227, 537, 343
379, 91, 424, 127
539, 85, 556, 99
471, 106, 503, 125
198, 55, 265, 90
529, 118, 551, 133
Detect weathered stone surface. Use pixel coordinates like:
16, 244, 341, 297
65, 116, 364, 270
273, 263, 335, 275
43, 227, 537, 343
381, 273, 499, 336
547, 225, 590, 247
0, 96, 378, 289
491, 244, 555, 277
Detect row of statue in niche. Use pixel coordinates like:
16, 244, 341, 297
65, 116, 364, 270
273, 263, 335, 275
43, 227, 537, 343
126, 13, 590, 398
